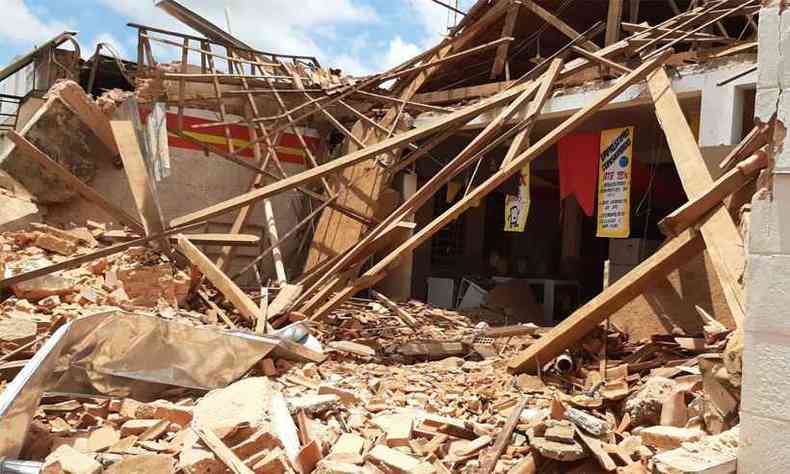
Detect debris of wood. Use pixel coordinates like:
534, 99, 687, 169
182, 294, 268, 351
0, 1, 761, 471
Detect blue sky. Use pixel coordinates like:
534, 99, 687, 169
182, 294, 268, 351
0, 0, 476, 76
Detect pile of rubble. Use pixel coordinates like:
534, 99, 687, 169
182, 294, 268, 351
0, 0, 763, 472
0, 222, 742, 473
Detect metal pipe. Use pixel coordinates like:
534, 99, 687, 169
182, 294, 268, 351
553, 352, 575, 373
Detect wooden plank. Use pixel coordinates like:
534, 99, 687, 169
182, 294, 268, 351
371, 290, 419, 331
622, 22, 727, 41
176, 235, 261, 325
98, 232, 260, 246
479, 398, 528, 473
500, 58, 564, 169
659, 151, 768, 237
352, 90, 453, 113
303, 19, 475, 274
491, 3, 521, 79
413, 81, 513, 105
169, 80, 538, 228
0, 223, 202, 290
6, 131, 144, 233
192, 426, 254, 474
174, 39, 631, 231
265, 283, 303, 330
719, 125, 769, 171
605, 0, 625, 45
647, 67, 746, 326
482, 325, 539, 338
298, 77, 543, 313
379, 37, 515, 82
180, 233, 261, 246
508, 230, 705, 374
215, 53, 288, 275
571, 46, 632, 75
309, 51, 672, 321
522, 1, 600, 51
231, 196, 337, 281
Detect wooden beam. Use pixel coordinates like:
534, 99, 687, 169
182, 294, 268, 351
297, 76, 544, 313
6, 131, 144, 233
479, 398, 528, 473
176, 235, 261, 326
571, 45, 632, 75
96, 232, 260, 247
308, 51, 672, 321
491, 3, 521, 79
214, 119, 269, 272
0, 223, 202, 290
378, 37, 515, 82
622, 22, 727, 41
192, 426, 254, 474
647, 67, 746, 326
371, 290, 419, 331
719, 125, 770, 171
508, 230, 706, 374
500, 58, 565, 169
605, 0, 625, 46
522, 1, 600, 52
180, 233, 261, 246
659, 151, 767, 237
168, 80, 539, 228
413, 80, 513, 105
231, 196, 337, 280
352, 90, 453, 113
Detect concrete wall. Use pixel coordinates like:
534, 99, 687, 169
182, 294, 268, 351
44, 106, 318, 286
740, 2, 790, 472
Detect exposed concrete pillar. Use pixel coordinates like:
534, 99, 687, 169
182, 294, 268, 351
700, 80, 745, 148
375, 173, 418, 301
699, 72, 747, 180
739, 2, 790, 472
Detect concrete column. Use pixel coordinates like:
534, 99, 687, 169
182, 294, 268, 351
375, 173, 418, 301
739, 2, 790, 472
700, 80, 745, 148
699, 72, 747, 181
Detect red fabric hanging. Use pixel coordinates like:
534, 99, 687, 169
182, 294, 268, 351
558, 132, 600, 216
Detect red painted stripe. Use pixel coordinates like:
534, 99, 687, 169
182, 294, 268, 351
140, 107, 317, 166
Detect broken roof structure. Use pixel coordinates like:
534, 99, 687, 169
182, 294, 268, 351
0, 0, 781, 472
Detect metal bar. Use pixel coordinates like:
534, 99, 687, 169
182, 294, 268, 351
429, 0, 466, 16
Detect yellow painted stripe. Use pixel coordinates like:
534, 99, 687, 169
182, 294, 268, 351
171, 130, 306, 157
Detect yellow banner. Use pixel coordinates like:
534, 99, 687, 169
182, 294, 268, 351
596, 127, 633, 238
504, 164, 531, 232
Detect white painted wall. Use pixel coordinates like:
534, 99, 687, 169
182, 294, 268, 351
739, 2, 790, 472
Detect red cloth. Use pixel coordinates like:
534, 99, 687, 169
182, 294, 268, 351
558, 132, 600, 216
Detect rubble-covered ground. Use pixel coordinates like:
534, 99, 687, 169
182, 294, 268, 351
0, 224, 742, 473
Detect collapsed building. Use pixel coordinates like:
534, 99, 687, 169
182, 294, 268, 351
0, 0, 781, 472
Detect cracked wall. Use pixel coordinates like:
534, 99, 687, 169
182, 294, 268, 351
739, 1, 790, 472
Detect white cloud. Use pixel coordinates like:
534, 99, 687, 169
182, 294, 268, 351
97, 0, 377, 61
381, 36, 421, 70
405, 0, 479, 48
407, 0, 452, 47
0, 0, 72, 45
330, 53, 374, 77
87, 33, 129, 60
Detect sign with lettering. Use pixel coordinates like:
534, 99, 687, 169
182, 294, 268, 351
596, 127, 633, 238
504, 164, 531, 232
